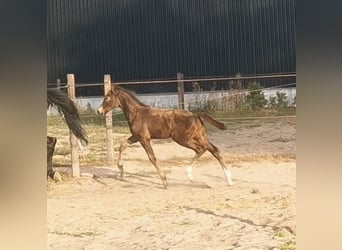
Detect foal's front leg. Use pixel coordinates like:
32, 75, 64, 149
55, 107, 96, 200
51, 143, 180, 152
117, 135, 139, 178
139, 138, 168, 189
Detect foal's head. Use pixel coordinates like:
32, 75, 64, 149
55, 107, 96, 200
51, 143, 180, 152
97, 89, 120, 115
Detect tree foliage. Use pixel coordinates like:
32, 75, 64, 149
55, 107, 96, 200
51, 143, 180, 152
246, 82, 267, 111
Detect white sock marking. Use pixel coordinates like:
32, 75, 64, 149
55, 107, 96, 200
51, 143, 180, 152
224, 169, 234, 186
186, 166, 193, 181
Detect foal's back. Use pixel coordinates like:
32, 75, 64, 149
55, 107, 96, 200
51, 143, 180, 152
136, 107, 204, 140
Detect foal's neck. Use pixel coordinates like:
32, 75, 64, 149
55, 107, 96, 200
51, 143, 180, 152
117, 91, 144, 122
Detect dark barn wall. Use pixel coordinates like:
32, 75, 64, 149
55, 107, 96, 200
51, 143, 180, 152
47, 0, 295, 95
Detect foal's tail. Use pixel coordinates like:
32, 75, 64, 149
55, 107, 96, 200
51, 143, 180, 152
197, 113, 227, 130
47, 88, 88, 145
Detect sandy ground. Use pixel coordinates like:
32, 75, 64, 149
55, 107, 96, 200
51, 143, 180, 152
47, 117, 296, 250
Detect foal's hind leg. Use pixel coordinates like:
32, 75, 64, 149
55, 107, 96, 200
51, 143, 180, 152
186, 150, 205, 182
117, 135, 139, 178
207, 142, 234, 186
139, 138, 168, 189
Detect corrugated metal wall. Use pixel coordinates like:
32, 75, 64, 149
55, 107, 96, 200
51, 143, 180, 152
47, 0, 295, 94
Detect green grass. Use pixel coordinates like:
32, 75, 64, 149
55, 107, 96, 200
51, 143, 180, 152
279, 240, 296, 250
273, 230, 296, 250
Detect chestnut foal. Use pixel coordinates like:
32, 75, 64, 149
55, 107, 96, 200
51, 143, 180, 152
97, 84, 233, 189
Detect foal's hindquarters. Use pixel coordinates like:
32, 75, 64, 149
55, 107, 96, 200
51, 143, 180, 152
171, 115, 234, 186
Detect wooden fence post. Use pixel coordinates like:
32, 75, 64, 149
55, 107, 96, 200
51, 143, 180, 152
56, 79, 61, 89
177, 72, 184, 109
67, 74, 80, 177
236, 72, 242, 89
104, 74, 114, 166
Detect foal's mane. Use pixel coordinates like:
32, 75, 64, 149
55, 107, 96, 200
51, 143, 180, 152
114, 85, 149, 107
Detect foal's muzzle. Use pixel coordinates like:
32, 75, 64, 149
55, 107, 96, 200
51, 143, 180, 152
97, 106, 105, 115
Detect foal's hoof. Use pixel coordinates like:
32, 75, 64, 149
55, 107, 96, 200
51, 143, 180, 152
116, 173, 124, 180
161, 178, 168, 189
116, 165, 124, 178
53, 171, 62, 182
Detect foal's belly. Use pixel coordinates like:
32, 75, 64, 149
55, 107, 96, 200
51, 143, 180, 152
150, 129, 171, 139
